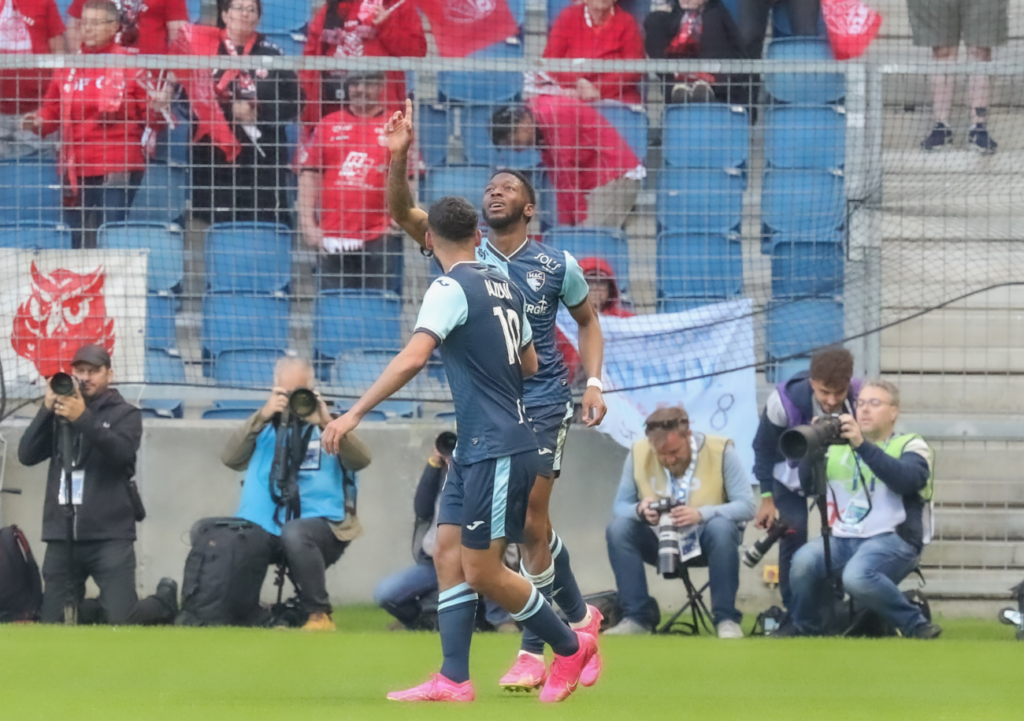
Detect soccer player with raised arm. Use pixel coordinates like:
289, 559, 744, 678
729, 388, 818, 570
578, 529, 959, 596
385, 101, 608, 692
321, 196, 598, 703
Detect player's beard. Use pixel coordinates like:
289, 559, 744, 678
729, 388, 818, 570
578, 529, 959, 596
483, 202, 526, 230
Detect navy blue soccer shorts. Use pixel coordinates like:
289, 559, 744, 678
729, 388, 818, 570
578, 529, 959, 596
527, 400, 574, 479
438, 449, 542, 550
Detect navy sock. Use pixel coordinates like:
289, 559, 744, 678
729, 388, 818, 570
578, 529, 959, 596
513, 587, 579, 658
520, 561, 555, 655
550, 532, 587, 624
438, 582, 478, 684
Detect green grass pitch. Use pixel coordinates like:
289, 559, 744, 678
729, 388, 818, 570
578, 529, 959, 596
1, 607, 1021, 720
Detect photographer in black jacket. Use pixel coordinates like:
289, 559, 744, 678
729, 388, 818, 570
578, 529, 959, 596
17, 344, 177, 625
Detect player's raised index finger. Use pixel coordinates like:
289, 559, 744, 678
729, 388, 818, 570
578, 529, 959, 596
405, 98, 413, 124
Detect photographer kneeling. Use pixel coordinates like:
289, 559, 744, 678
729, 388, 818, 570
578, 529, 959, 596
605, 406, 756, 637
220, 357, 371, 630
782, 380, 941, 639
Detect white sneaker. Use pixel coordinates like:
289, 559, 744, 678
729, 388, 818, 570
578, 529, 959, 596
603, 617, 649, 635
716, 620, 743, 639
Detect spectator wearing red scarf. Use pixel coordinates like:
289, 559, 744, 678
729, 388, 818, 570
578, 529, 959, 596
23, 0, 159, 248
300, 0, 426, 130
0, 0, 65, 159
491, 96, 643, 228
538, 0, 645, 105
66, 0, 188, 54
297, 72, 402, 294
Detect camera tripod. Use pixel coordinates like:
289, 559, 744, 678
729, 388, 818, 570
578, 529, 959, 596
56, 416, 78, 626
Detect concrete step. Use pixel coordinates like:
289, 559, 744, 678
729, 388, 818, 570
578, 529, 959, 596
881, 213, 1024, 243
881, 347, 1024, 373
880, 241, 1024, 304
882, 310, 1024, 349
907, 568, 1022, 599
933, 508, 1024, 540
930, 441, 1024, 481
884, 147, 1024, 176
921, 540, 1024, 569
884, 375, 1024, 414
934, 478, 1024, 506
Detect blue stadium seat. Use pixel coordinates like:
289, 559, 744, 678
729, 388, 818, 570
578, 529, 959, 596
201, 406, 264, 420
594, 101, 648, 165
438, 41, 523, 104
663, 104, 749, 170
770, 236, 845, 298
765, 105, 846, 169
766, 298, 844, 360
143, 348, 186, 418
765, 356, 812, 385
330, 350, 394, 391
146, 294, 177, 350
419, 103, 451, 167
187, 0, 203, 22
202, 294, 291, 359
0, 156, 61, 225
314, 290, 401, 379
464, 105, 543, 169
98, 221, 184, 294
206, 222, 292, 294
129, 163, 188, 224
765, 37, 844, 105
544, 226, 629, 292
657, 297, 731, 313
423, 166, 492, 210
761, 169, 845, 236
335, 399, 421, 419
0, 221, 72, 250
657, 169, 745, 233
656, 232, 743, 300
260, 0, 310, 33
214, 348, 286, 388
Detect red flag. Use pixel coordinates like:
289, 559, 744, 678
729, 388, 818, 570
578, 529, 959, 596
172, 24, 242, 162
415, 0, 518, 58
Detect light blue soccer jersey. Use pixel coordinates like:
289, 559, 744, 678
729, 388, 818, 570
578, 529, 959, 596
475, 238, 589, 408
414, 261, 537, 465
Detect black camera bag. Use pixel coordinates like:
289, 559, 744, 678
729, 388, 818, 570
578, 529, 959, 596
0, 525, 43, 622
175, 517, 271, 627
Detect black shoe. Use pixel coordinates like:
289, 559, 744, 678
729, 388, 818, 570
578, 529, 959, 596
921, 122, 953, 151
156, 577, 179, 616
768, 619, 801, 638
906, 622, 942, 639
967, 123, 998, 154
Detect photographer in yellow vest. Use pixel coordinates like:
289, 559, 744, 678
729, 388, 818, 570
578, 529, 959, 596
780, 380, 941, 639
604, 406, 757, 637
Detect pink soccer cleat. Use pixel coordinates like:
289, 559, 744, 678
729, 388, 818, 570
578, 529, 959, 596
499, 651, 548, 692
539, 631, 598, 703
386, 673, 475, 702
577, 605, 604, 687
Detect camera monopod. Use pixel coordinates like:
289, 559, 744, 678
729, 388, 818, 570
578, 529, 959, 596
51, 372, 79, 625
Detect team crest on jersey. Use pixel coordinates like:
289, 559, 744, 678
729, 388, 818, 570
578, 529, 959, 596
526, 270, 546, 292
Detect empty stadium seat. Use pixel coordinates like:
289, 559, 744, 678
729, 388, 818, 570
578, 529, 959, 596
761, 169, 845, 242
770, 237, 845, 298
330, 350, 395, 391
0, 156, 61, 225
438, 41, 524, 104
0, 221, 72, 250
205, 222, 292, 294
419, 103, 451, 167
765, 356, 813, 384
202, 294, 291, 359
142, 348, 186, 418
765, 298, 844, 361
129, 163, 188, 224
146, 294, 177, 350
260, 0, 310, 33
186, 0, 203, 22
423, 166, 492, 209
765, 105, 846, 169
98, 221, 184, 293
201, 406, 264, 420
656, 232, 743, 301
662, 104, 749, 170
314, 290, 402, 379
214, 348, 286, 388
764, 37, 844, 105
544, 226, 630, 292
594, 101, 649, 164
657, 169, 745, 233
335, 399, 421, 419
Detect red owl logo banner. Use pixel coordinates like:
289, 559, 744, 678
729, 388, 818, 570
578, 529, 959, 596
415, 0, 517, 58
1, 250, 147, 385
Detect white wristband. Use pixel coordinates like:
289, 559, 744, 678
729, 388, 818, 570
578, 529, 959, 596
586, 377, 603, 392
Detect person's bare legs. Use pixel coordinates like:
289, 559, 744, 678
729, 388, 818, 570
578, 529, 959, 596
930, 45, 957, 126
967, 45, 992, 124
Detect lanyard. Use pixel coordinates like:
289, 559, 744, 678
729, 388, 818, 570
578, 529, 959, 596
851, 435, 892, 492
669, 435, 699, 504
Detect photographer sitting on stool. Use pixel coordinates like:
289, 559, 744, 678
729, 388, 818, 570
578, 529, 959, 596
18, 344, 177, 625
752, 347, 861, 611
373, 431, 517, 632
221, 356, 371, 631
604, 406, 756, 637
780, 380, 941, 639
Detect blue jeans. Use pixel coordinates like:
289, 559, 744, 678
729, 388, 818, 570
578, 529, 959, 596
606, 514, 743, 627
373, 560, 512, 629
790, 533, 927, 635
773, 480, 809, 609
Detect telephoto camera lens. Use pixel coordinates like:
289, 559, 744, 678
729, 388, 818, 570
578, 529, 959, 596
50, 372, 75, 397
742, 521, 791, 568
288, 388, 319, 418
657, 516, 682, 576
779, 415, 845, 460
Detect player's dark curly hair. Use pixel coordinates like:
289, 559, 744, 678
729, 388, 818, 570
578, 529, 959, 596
491, 105, 532, 146
809, 346, 854, 389
490, 168, 536, 207
427, 196, 479, 244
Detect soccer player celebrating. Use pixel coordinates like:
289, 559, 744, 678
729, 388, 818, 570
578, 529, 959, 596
386, 100, 607, 692
321, 196, 598, 703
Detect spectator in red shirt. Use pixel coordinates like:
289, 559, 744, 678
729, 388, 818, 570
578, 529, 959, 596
300, 0, 426, 130
557, 256, 632, 383
0, 0, 65, 159
23, 0, 161, 247
66, 0, 188, 54
491, 95, 643, 228
297, 71, 401, 294
534, 0, 645, 105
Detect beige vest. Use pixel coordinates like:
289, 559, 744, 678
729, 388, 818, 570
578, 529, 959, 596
632, 434, 730, 508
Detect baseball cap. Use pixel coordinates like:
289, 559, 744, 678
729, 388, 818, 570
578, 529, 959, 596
71, 344, 111, 368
